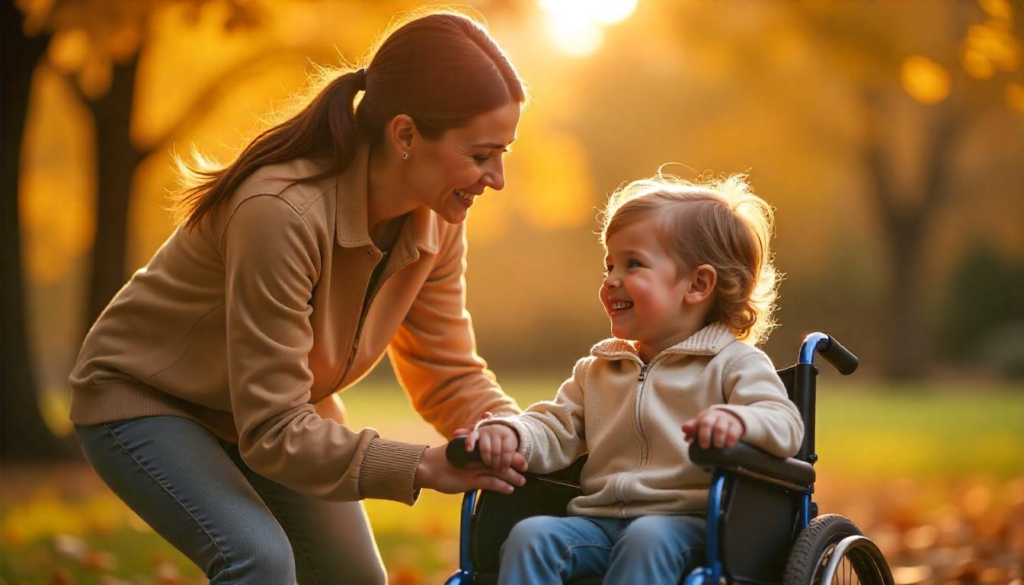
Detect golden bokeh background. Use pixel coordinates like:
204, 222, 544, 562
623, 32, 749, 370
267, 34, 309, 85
4, 1, 1023, 583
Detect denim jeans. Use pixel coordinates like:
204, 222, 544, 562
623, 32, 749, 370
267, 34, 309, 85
75, 416, 385, 584
498, 514, 706, 585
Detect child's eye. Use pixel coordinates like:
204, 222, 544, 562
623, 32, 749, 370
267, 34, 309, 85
627, 259, 642, 268
603, 265, 613, 274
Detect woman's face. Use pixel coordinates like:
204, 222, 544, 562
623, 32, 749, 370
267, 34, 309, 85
405, 101, 521, 224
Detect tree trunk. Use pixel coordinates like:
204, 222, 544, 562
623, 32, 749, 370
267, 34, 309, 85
85, 55, 146, 328
882, 214, 928, 378
863, 92, 960, 379
1, 3, 78, 461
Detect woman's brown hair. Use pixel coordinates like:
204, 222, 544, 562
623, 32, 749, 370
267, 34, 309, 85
175, 9, 525, 230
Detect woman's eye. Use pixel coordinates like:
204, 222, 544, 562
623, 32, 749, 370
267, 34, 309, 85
473, 155, 492, 163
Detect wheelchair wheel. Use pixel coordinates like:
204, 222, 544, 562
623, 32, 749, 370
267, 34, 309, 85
783, 514, 893, 585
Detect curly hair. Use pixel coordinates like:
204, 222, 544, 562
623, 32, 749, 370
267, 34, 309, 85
600, 172, 782, 346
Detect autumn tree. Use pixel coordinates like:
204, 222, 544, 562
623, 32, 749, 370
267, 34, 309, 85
4, 0, 350, 458
2, 0, 73, 460
799, 1, 1023, 377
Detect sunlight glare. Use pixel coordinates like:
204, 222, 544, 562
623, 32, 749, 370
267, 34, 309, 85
545, 17, 604, 57
540, 0, 637, 56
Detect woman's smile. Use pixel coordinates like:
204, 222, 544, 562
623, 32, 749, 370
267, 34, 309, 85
454, 188, 479, 208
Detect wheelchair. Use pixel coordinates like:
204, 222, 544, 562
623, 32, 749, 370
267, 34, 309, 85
444, 333, 894, 584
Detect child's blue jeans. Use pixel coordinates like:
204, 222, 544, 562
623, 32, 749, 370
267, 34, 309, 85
498, 513, 707, 584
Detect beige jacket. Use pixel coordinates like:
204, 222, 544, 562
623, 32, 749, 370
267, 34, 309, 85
486, 323, 803, 518
70, 146, 519, 505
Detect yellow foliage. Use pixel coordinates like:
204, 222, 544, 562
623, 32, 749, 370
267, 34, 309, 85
979, 0, 1013, 25
901, 56, 950, 105
37, 388, 73, 441
47, 27, 90, 73
20, 69, 95, 284
516, 127, 595, 231
964, 48, 997, 79
79, 53, 112, 99
1, 488, 139, 547
963, 21, 1020, 80
1006, 83, 1024, 113
468, 117, 594, 243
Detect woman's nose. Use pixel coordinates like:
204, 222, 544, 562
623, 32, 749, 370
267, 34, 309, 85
480, 161, 505, 191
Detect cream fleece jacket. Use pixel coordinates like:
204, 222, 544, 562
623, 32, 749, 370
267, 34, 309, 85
70, 146, 519, 505
486, 323, 803, 518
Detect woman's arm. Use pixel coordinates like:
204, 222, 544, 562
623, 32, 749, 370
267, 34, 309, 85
388, 222, 521, 438
223, 197, 523, 504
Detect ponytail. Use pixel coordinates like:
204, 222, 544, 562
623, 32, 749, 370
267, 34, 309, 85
175, 11, 524, 231
175, 68, 365, 231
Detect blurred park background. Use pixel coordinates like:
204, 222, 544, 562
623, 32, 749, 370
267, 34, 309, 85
2, 0, 1022, 583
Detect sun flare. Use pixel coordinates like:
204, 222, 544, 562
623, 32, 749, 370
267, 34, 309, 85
540, 0, 638, 56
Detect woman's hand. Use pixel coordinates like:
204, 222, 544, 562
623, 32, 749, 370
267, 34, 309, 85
414, 444, 526, 495
683, 408, 745, 450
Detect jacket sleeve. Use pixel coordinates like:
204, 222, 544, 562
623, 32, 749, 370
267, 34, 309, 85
485, 357, 591, 474
388, 222, 520, 439
711, 350, 805, 458
224, 195, 426, 505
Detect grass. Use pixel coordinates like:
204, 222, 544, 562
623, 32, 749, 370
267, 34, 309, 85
2, 378, 1022, 583
342, 375, 1024, 479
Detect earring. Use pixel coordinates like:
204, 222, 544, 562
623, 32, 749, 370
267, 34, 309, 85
402, 150, 409, 160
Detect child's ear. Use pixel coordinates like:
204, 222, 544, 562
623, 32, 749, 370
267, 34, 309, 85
685, 264, 717, 304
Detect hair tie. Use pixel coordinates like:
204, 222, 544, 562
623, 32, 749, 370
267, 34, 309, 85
353, 68, 367, 91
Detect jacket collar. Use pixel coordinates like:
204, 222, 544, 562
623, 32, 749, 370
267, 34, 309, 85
590, 322, 738, 361
334, 143, 440, 257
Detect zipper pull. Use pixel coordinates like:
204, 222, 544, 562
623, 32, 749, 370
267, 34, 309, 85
638, 364, 648, 382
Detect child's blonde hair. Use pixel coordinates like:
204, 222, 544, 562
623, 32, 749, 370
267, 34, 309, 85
600, 172, 781, 346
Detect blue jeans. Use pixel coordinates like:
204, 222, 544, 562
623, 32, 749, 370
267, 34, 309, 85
75, 416, 385, 584
498, 514, 706, 585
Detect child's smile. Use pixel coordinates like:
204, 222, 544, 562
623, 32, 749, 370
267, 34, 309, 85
600, 215, 712, 361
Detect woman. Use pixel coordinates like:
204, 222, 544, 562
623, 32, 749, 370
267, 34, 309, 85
70, 10, 527, 583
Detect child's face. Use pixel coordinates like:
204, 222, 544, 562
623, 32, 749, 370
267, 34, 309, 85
600, 216, 702, 356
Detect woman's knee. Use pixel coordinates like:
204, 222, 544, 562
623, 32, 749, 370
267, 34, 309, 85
209, 526, 296, 584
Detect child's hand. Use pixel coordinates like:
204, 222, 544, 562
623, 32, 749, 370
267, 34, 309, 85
453, 411, 494, 438
682, 409, 745, 450
466, 424, 521, 473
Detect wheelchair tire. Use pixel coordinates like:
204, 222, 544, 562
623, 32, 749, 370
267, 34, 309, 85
782, 514, 893, 585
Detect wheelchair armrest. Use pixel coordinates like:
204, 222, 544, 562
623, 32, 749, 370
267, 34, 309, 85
688, 441, 815, 490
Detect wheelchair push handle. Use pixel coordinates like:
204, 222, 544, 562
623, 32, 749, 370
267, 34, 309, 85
446, 436, 484, 468
801, 333, 858, 375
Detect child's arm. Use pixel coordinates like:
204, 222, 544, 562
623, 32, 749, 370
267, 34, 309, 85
682, 409, 745, 450
475, 357, 592, 474
692, 350, 804, 458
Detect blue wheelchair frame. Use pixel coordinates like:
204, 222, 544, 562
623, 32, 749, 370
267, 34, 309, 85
682, 332, 837, 585
447, 332, 855, 585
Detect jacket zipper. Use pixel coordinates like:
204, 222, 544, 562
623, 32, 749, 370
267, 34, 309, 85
634, 362, 651, 469
340, 250, 413, 381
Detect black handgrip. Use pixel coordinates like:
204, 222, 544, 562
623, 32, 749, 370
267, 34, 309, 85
820, 336, 858, 375
446, 436, 483, 467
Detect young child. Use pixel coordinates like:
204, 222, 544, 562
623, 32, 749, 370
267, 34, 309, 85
466, 172, 804, 584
